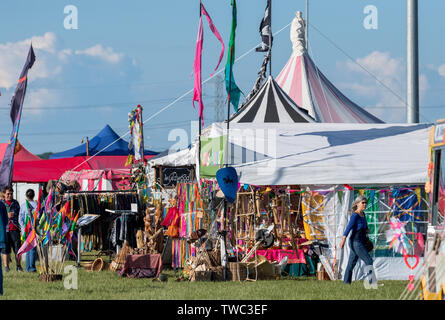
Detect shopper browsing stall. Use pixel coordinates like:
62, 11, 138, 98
339, 195, 374, 284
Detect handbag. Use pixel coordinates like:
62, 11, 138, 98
365, 237, 374, 252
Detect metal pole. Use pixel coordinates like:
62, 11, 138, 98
269, 0, 272, 76
306, 0, 309, 50
407, 0, 419, 123
138, 105, 145, 162
198, 1, 202, 168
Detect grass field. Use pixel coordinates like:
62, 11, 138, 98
0, 260, 408, 300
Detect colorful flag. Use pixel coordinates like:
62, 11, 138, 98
255, 0, 273, 52
192, 1, 225, 126
17, 203, 39, 258
225, 0, 243, 112
0, 44, 35, 189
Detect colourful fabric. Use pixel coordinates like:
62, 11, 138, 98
255, 249, 306, 264
119, 254, 163, 278
392, 187, 422, 221
0, 45, 35, 189
224, 0, 242, 112
193, 2, 224, 126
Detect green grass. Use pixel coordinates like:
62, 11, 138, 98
1, 260, 408, 300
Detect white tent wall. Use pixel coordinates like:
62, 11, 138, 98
13, 182, 40, 205
198, 122, 432, 186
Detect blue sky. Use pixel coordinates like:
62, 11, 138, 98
1, 0, 445, 155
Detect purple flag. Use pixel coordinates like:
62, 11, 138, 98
0, 44, 35, 189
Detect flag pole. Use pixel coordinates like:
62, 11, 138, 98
198, 0, 202, 169
138, 104, 145, 162
222, 0, 237, 283
269, 0, 272, 77
305, 0, 309, 50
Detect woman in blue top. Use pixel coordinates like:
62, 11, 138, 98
339, 195, 374, 284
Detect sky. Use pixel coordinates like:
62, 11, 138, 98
1, 0, 445, 156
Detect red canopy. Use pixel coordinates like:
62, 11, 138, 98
11, 155, 154, 183
0, 143, 41, 162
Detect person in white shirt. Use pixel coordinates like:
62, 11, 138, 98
19, 189, 37, 272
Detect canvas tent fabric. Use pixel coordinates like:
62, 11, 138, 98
0, 143, 41, 162
11, 155, 147, 183
199, 122, 432, 186
229, 76, 315, 124
49, 124, 158, 159
275, 12, 383, 123
60, 169, 130, 191
148, 144, 197, 167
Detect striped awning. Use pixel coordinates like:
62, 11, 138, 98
276, 53, 384, 124
230, 76, 314, 123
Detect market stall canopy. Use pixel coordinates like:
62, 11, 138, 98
49, 124, 158, 159
60, 168, 130, 191
199, 122, 431, 186
0, 142, 41, 162
12, 155, 148, 183
275, 11, 383, 123
148, 144, 197, 167
229, 76, 314, 124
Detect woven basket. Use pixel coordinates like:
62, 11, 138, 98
81, 261, 94, 270
210, 266, 225, 281
91, 258, 109, 271
208, 249, 221, 267
190, 270, 212, 282
228, 262, 247, 281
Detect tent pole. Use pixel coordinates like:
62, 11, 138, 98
306, 0, 309, 50
269, 0, 272, 77
198, 0, 202, 169
138, 104, 145, 162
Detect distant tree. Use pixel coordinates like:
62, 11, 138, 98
37, 152, 54, 160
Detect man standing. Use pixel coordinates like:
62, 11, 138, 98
1, 186, 22, 272
19, 189, 37, 272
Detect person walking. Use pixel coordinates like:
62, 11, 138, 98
1, 186, 23, 272
0, 201, 8, 295
19, 189, 37, 272
339, 195, 374, 284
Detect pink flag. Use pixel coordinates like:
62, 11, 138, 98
17, 232, 37, 258
200, 3, 225, 73
192, 15, 204, 125
193, 2, 225, 127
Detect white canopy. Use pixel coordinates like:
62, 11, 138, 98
201, 122, 432, 186
148, 144, 196, 167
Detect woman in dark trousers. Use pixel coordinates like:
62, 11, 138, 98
0, 201, 7, 295
339, 195, 374, 284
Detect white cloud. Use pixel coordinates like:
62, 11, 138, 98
0, 33, 135, 117
23, 88, 59, 116
438, 64, 445, 77
75, 44, 124, 64
338, 50, 430, 122
0, 32, 58, 90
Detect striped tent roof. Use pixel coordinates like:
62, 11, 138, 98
276, 12, 384, 123
229, 76, 315, 123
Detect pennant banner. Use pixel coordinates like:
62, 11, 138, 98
225, 0, 242, 112
0, 44, 35, 189
255, 0, 273, 52
192, 1, 225, 127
